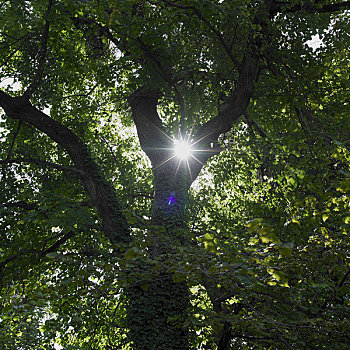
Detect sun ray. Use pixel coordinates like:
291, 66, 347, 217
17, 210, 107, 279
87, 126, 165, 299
154, 154, 177, 169
185, 157, 193, 182
191, 129, 216, 147
174, 158, 182, 179
189, 153, 204, 165
149, 121, 176, 143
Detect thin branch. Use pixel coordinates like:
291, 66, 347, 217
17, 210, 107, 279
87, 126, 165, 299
244, 113, 267, 138
136, 37, 173, 84
0, 254, 18, 269
40, 231, 75, 256
0, 201, 38, 210
0, 32, 29, 51
5, 120, 22, 160
337, 266, 350, 288
71, 15, 127, 54
0, 157, 84, 175
128, 191, 153, 199
0, 47, 22, 69
0, 199, 94, 211
0, 31, 19, 40
293, 104, 315, 154
161, 0, 239, 67
24, 0, 54, 97
53, 82, 99, 101
271, 0, 350, 14
215, 290, 236, 304
316, 1, 350, 12
0, 231, 75, 270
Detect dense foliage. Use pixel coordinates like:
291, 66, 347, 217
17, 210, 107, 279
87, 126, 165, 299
0, 0, 350, 349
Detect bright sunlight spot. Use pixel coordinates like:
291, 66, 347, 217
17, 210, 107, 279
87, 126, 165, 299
174, 139, 193, 160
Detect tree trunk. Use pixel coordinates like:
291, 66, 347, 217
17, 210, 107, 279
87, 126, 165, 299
125, 52, 259, 345
126, 161, 191, 349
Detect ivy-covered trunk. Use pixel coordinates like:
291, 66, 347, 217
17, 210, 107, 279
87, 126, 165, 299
126, 163, 191, 349
126, 267, 189, 349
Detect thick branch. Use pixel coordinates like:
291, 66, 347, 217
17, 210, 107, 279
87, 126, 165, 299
0, 91, 130, 248
190, 52, 260, 180
174, 86, 186, 137
129, 88, 173, 167
129, 48, 259, 183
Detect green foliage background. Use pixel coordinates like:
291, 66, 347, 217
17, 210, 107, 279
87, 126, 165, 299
0, 0, 350, 349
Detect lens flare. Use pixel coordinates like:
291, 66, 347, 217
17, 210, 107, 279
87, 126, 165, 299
174, 140, 193, 160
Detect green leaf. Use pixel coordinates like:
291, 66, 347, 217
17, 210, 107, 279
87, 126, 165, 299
128, 216, 138, 225
204, 241, 217, 253
246, 218, 263, 228
172, 273, 186, 283
46, 252, 58, 259
279, 247, 292, 257
141, 284, 149, 291
204, 233, 214, 240
124, 247, 142, 260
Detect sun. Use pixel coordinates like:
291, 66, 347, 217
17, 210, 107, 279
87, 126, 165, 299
173, 139, 193, 160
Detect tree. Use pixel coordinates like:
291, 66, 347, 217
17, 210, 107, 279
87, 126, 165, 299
0, 0, 350, 349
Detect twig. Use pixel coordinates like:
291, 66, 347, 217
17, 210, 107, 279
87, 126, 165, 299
53, 83, 99, 101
